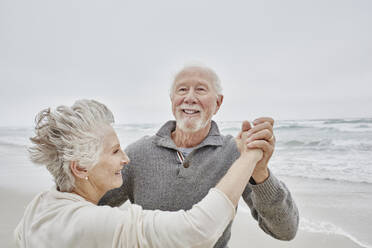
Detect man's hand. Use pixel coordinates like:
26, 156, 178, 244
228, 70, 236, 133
245, 117, 275, 183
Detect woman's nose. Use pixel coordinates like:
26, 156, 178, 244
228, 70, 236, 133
121, 152, 130, 166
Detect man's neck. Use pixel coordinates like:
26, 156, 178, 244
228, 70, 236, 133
171, 122, 212, 148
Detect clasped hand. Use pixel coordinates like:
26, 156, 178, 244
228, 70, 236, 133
235, 117, 276, 183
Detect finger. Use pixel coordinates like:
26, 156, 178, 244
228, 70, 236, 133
247, 140, 273, 154
248, 135, 276, 151
246, 122, 273, 137
253, 117, 274, 127
245, 129, 272, 143
241, 130, 252, 142
268, 135, 276, 145
241, 120, 251, 132
237, 120, 251, 138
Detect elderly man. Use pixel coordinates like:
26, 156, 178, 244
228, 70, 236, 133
99, 65, 299, 247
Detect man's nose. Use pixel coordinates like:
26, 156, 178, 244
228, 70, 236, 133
183, 89, 197, 104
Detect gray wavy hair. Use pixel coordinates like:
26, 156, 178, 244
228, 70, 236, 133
28, 99, 114, 192
170, 64, 223, 96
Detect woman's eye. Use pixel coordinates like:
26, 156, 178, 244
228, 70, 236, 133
113, 149, 119, 154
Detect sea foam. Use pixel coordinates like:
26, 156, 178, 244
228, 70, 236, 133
237, 203, 372, 248
299, 218, 372, 248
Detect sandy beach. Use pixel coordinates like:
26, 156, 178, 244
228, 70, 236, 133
0, 187, 34, 248
2, 120, 371, 247
2, 175, 371, 248
231, 212, 364, 248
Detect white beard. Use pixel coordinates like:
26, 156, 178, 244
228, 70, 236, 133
175, 104, 213, 132
176, 116, 208, 132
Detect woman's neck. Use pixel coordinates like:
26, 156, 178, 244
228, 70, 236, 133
71, 181, 103, 205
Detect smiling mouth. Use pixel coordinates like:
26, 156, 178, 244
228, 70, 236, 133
114, 170, 122, 176
182, 109, 200, 115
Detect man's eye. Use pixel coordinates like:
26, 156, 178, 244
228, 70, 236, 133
113, 149, 119, 154
177, 88, 188, 94
197, 87, 206, 91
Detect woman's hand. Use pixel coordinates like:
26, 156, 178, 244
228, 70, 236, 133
236, 120, 263, 163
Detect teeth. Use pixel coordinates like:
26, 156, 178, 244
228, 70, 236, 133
183, 109, 199, 114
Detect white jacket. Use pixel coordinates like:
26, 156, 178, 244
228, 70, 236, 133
14, 187, 235, 248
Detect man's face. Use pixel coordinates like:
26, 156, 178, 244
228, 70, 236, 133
171, 69, 222, 132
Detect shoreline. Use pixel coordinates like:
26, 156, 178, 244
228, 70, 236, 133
231, 209, 367, 248
2, 176, 372, 248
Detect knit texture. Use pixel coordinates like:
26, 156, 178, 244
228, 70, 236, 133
99, 121, 299, 247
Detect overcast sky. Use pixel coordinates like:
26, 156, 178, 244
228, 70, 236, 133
0, 0, 371, 127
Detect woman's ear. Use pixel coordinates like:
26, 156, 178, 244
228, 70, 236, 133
70, 161, 88, 180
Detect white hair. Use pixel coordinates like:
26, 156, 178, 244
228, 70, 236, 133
170, 64, 223, 96
28, 99, 114, 192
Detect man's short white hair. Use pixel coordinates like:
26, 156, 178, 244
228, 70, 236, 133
170, 64, 223, 96
28, 99, 114, 192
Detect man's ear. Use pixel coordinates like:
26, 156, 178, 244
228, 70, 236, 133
70, 161, 88, 180
214, 95, 224, 114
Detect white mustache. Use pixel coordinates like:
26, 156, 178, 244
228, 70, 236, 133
178, 104, 202, 111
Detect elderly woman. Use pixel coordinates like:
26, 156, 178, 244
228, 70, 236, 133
14, 99, 262, 248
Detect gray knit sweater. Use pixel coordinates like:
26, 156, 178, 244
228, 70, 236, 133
99, 121, 299, 247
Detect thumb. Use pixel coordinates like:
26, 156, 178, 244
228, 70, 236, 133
241, 120, 251, 132
237, 120, 251, 138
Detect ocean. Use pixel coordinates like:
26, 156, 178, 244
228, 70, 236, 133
1, 118, 372, 247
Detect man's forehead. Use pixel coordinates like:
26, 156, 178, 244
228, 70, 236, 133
175, 69, 213, 84
175, 76, 212, 86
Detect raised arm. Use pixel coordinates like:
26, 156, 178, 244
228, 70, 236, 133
237, 118, 299, 240
215, 149, 262, 206
242, 173, 299, 241
113, 145, 263, 247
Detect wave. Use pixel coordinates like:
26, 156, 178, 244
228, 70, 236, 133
356, 143, 372, 151
306, 139, 333, 146
299, 218, 372, 248
323, 118, 372, 125
275, 125, 310, 130
282, 140, 305, 146
356, 124, 370, 128
0, 140, 27, 148
276, 125, 372, 133
278, 139, 372, 152
236, 205, 371, 248
115, 123, 161, 132
274, 119, 372, 133
272, 172, 372, 185
280, 139, 333, 147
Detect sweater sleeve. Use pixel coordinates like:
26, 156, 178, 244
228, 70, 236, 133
242, 171, 299, 240
112, 188, 235, 248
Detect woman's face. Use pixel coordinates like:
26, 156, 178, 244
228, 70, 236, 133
88, 126, 129, 196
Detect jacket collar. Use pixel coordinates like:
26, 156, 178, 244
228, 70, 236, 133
154, 120, 223, 150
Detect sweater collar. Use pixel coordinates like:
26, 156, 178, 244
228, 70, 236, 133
154, 120, 223, 150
